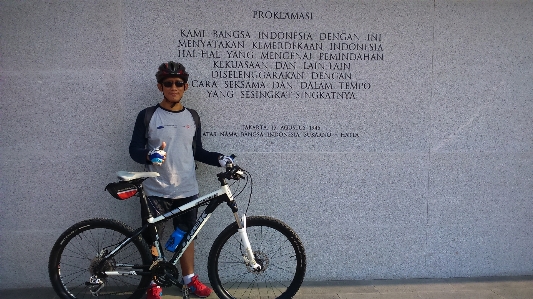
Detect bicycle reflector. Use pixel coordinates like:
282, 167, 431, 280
105, 182, 138, 200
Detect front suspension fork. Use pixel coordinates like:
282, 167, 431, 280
225, 184, 261, 271
234, 213, 262, 271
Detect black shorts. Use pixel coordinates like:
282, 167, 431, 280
141, 195, 198, 244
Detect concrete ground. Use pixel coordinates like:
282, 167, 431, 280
0, 276, 532, 299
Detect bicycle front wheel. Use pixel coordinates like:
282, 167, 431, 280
208, 216, 306, 299
48, 218, 152, 299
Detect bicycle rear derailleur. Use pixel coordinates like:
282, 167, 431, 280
86, 253, 115, 296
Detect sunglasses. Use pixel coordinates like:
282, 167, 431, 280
162, 81, 186, 88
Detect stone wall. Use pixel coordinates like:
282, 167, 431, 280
0, 0, 531, 288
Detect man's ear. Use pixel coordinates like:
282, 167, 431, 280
184, 83, 189, 91
157, 83, 163, 92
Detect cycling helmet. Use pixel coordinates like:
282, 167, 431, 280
155, 61, 189, 83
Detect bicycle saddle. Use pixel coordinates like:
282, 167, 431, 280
117, 171, 160, 181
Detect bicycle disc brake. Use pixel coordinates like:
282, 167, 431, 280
245, 251, 268, 274
150, 261, 181, 287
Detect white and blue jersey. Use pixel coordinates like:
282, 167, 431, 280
129, 105, 221, 199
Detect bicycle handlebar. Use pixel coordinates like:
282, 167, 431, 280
217, 155, 245, 181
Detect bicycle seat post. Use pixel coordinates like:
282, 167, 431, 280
138, 185, 155, 221
137, 182, 163, 259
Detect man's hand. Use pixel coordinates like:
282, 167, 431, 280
148, 142, 167, 166
219, 155, 234, 167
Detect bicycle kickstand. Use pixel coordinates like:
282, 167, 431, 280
182, 283, 190, 299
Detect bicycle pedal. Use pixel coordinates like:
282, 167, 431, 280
182, 284, 190, 299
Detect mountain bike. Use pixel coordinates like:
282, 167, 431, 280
48, 159, 306, 299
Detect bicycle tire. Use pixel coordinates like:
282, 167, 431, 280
208, 216, 306, 299
48, 218, 152, 299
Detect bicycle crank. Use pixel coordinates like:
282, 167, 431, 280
182, 283, 190, 299
150, 261, 181, 287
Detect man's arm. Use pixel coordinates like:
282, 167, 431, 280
193, 113, 223, 167
129, 109, 150, 164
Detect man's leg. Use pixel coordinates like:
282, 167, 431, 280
180, 240, 212, 297
174, 196, 197, 276
173, 196, 212, 297
179, 240, 195, 275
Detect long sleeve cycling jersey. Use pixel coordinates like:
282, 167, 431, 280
129, 105, 221, 198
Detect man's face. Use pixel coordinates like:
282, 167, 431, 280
159, 78, 188, 103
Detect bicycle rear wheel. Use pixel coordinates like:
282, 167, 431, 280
208, 216, 306, 299
48, 218, 152, 299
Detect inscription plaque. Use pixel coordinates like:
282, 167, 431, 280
175, 24, 383, 148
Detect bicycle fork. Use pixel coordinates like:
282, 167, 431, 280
234, 214, 262, 271
221, 182, 261, 271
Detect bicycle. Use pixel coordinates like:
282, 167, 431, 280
48, 158, 306, 299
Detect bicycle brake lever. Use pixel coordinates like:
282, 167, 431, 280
229, 166, 245, 180
235, 169, 245, 179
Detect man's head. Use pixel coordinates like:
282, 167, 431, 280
155, 61, 189, 83
156, 61, 189, 109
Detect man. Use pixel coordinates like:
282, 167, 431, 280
129, 61, 231, 298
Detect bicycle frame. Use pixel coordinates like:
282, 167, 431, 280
149, 186, 230, 264
98, 174, 261, 278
